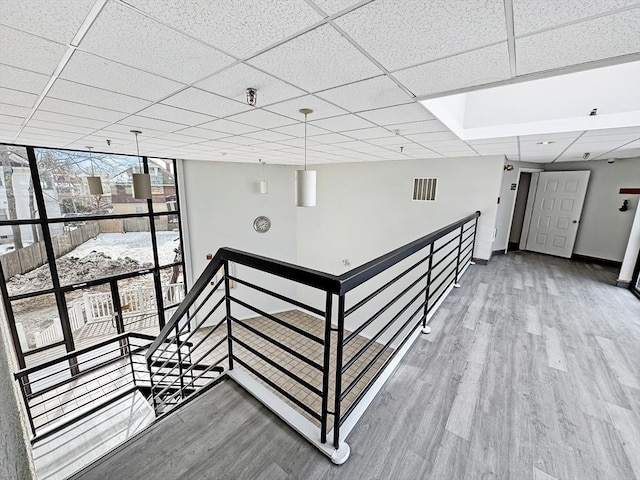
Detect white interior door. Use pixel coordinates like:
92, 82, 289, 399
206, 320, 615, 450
525, 171, 590, 258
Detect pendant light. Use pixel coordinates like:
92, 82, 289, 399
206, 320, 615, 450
295, 108, 316, 207
130, 130, 152, 200
259, 159, 268, 194
86, 146, 103, 195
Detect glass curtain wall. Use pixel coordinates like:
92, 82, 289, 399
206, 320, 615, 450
0, 144, 186, 369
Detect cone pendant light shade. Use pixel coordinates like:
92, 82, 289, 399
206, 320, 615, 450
130, 130, 152, 200
295, 108, 316, 207
295, 170, 316, 207
87, 176, 103, 195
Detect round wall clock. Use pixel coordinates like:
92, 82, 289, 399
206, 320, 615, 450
253, 216, 271, 233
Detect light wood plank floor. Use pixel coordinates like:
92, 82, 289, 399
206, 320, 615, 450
72, 252, 640, 480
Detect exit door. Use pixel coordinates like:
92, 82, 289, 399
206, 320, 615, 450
525, 171, 590, 258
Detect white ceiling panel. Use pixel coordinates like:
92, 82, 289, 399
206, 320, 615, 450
512, 0, 640, 36
0, 26, 68, 75
244, 130, 295, 142
316, 75, 412, 112
126, 0, 321, 58
47, 79, 151, 113
265, 95, 347, 120
249, 25, 381, 92
385, 120, 449, 135
272, 123, 329, 137
162, 88, 250, 118
0, 115, 23, 126
472, 144, 519, 155
516, 9, 640, 75
79, 0, 234, 84
60, 50, 185, 101
334, 0, 506, 71
0, 65, 49, 95
405, 131, 460, 143
20, 126, 84, 140
195, 64, 305, 106
584, 126, 640, 137
38, 97, 129, 123
310, 0, 364, 15
172, 126, 231, 140
138, 104, 212, 126
0, 0, 97, 44
0, 88, 38, 108
306, 132, 353, 144
366, 135, 411, 147
198, 119, 261, 135
466, 136, 519, 145
227, 109, 296, 129
310, 113, 375, 131
340, 127, 393, 140
25, 120, 95, 135
394, 43, 511, 97
0, 103, 31, 118
118, 115, 187, 133
357, 103, 434, 126
15, 134, 69, 147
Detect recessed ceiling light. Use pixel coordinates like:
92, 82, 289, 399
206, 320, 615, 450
537, 141, 555, 145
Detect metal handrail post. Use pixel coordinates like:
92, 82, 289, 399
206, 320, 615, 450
127, 336, 137, 387
454, 224, 464, 287
175, 324, 185, 399
422, 243, 434, 331
333, 294, 346, 449
320, 292, 333, 444
224, 261, 234, 370
19, 376, 36, 437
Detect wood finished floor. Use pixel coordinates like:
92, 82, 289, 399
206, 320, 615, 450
72, 252, 640, 480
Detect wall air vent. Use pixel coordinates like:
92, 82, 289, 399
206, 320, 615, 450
412, 177, 438, 202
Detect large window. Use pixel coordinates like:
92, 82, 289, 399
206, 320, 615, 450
0, 144, 186, 369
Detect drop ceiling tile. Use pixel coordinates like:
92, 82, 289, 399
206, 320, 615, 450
513, 0, 639, 36
310, 0, 363, 15
101, 124, 167, 140
25, 120, 95, 135
198, 119, 260, 135
385, 120, 450, 135
127, 0, 321, 57
272, 123, 329, 137
0, 103, 31, 118
138, 104, 213, 126
249, 24, 381, 92
340, 127, 393, 140
430, 147, 479, 157
310, 114, 376, 132
366, 135, 412, 147
20, 126, 84, 140
307, 132, 353, 144
163, 88, 250, 118
582, 127, 640, 138
38, 97, 129, 123
576, 133, 640, 144
79, 1, 234, 84
516, 10, 640, 75
472, 145, 519, 155
219, 136, 265, 147
172, 126, 231, 140
334, 0, 506, 71
195, 64, 305, 105
466, 136, 519, 145
244, 130, 295, 142
0, 0, 96, 44
406, 131, 460, 143
226, 109, 296, 129
0, 27, 68, 75
520, 132, 582, 142
316, 75, 412, 112
15, 134, 68, 147
357, 104, 434, 126
0, 115, 23, 126
47, 79, 151, 113
119, 115, 187, 133
59, 50, 185, 102
275, 138, 306, 148
394, 43, 511, 97
30, 110, 108, 130
0, 88, 38, 108
0, 65, 49, 95
265, 95, 348, 120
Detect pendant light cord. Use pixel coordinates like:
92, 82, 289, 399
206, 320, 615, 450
135, 133, 141, 172
304, 112, 307, 171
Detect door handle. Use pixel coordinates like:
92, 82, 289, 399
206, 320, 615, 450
572, 220, 578, 224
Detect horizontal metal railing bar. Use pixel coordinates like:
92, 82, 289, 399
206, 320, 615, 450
16, 332, 156, 378
341, 299, 425, 402
22, 341, 66, 357
152, 336, 227, 399
31, 386, 139, 442
430, 244, 459, 269
231, 316, 323, 372
151, 297, 225, 373
29, 362, 133, 411
461, 231, 474, 245
232, 356, 322, 421
344, 252, 431, 318
431, 234, 460, 256
229, 296, 324, 345
340, 310, 427, 425
342, 282, 428, 374
232, 336, 323, 397
33, 381, 132, 430
343, 266, 430, 346
428, 253, 460, 287
462, 223, 475, 234
461, 241, 474, 256
228, 275, 325, 317
150, 317, 227, 383
159, 357, 227, 407
338, 211, 480, 294
426, 271, 458, 316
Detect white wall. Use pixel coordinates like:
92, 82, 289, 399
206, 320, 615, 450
544, 157, 640, 262
494, 160, 543, 253
181, 160, 299, 322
